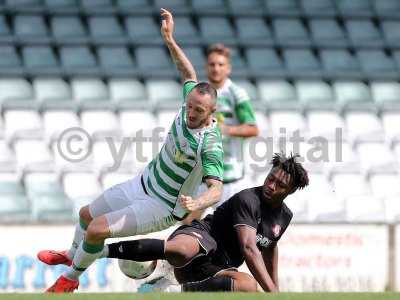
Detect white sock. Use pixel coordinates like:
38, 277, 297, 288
66, 218, 88, 259
63, 240, 103, 280
99, 244, 109, 258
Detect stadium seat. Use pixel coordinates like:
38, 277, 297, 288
269, 111, 306, 138
308, 194, 346, 222
199, 17, 236, 45
283, 49, 322, 78
115, 0, 152, 13
346, 195, 385, 222
22, 46, 60, 76
345, 20, 384, 48
101, 172, 135, 190
371, 81, 400, 110
332, 173, 371, 199
285, 190, 308, 222
0, 16, 13, 43
191, 0, 226, 14
356, 50, 397, 80
154, 0, 191, 13
45, 0, 79, 12
333, 81, 373, 110
309, 19, 348, 47
374, 0, 400, 18
43, 110, 80, 142
0, 141, 17, 172
4, 110, 42, 140
125, 16, 162, 45
381, 112, 400, 145
336, 0, 374, 17
109, 79, 148, 110
296, 80, 335, 110
147, 80, 181, 110
97, 46, 137, 77
370, 174, 400, 199
384, 196, 400, 223
6, 0, 42, 9
51, 16, 87, 43
71, 78, 110, 110
235, 17, 273, 47
157, 110, 177, 133
33, 78, 74, 110
173, 17, 201, 45
320, 50, 361, 79
0, 173, 30, 222
265, 0, 302, 16
272, 18, 310, 47
307, 111, 345, 141
0, 46, 23, 76
135, 47, 175, 78
80, 0, 114, 12
345, 112, 384, 143
25, 172, 73, 222
119, 110, 157, 137
301, 0, 336, 17
80, 110, 120, 138
60, 46, 99, 76
324, 142, 361, 175
356, 142, 398, 174
88, 16, 125, 43
14, 15, 49, 43
256, 80, 298, 110
381, 21, 400, 47
92, 140, 133, 173
227, 0, 264, 16
229, 48, 248, 78
0, 78, 36, 110
14, 140, 54, 172
182, 46, 205, 78
246, 48, 286, 78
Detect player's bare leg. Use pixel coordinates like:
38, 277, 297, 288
216, 270, 258, 292
164, 235, 201, 267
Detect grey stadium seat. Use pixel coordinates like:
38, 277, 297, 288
228, 0, 264, 16
45, 0, 79, 12
88, 16, 125, 43
153, 0, 191, 13
109, 79, 148, 110
0, 175, 30, 223
356, 50, 398, 80
116, 0, 152, 13
301, 0, 336, 17
320, 49, 361, 79
22, 46, 60, 76
173, 17, 200, 45
191, 0, 226, 14
0, 15, 13, 43
345, 20, 384, 48
246, 48, 286, 78
80, 0, 114, 12
182, 46, 205, 78
0, 46, 23, 76
336, 0, 374, 17
265, 0, 302, 17
33, 78, 75, 110
309, 19, 348, 47
273, 18, 310, 47
71, 77, 111, 110
382, 21, 400, 48
135, 46, 175, 78
229, 48, 248, 78
98, 46, 137, 77
283, 49, 321, 78
374, 0, 400, 18
235, 17, 273, 46
125, 16, 163, 45
14, 15, 49, 43
60, 46, 99, 76
51, 16, 87, 43
199, 17, 236, 45
371, 81, 400, 111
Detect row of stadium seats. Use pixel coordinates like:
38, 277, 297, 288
2, 15, 400, 48
1, 169, 400, 223
2, 45, 400, 79
2, 0, 400, 18
0, 78, 399, 112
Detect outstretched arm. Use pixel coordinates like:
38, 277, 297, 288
160, 8, 197, 83
262, 244, 279, 290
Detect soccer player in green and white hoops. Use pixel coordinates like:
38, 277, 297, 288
37, 8, 224, 293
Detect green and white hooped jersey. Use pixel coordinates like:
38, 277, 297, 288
142, 81, 224, 219
216, 79, 257, 182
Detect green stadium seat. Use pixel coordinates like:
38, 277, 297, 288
309, 19, 348, 47
273, 18, 310, 47
125, 16, 163, 45
295, 80, 335, 110
116, 0, 152, 13
337, 0, 374, 17
33, 78, 75, 110
345, 20, 384, 48
356, 50, 398, 80
320, 49, 361, 79
265, 0, 302, 17
235, 17, 273, 46
246, 48, 286, 78
98, 46, 137, 77
109, 79, 149, 110
88, 16, 125, 44
228, 0, 264, 16
22, 46, 60, 76
14, 15, 49, 43
0, 46, 23, 76
382, 21, 400, 48
173, 17, 201, 45
51, 16, 87, 43
60, 46, 99, 76
301, 0, 336, 17
199, 17, 236, 45
191, 0, 226, 14
283, 49, 321, 78
135, 46, 176, 78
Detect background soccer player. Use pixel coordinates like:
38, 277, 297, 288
37, 8, 224, 293
103, 153, 309, 292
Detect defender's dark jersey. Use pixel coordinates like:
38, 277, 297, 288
204, 186, 293, 267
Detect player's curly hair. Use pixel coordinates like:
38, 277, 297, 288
271, 152, 309, 190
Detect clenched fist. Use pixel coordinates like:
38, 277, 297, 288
179, 195, 200, 212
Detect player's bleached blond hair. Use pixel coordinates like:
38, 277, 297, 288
206, 43, 231, 60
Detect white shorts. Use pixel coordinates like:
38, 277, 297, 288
89, 175, 176, 238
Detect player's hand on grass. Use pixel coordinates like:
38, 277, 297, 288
160, 8, 174, 42
179, 195, 199, 212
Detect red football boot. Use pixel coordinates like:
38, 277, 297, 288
37, 250, 72, 266
46, 275, 79, 293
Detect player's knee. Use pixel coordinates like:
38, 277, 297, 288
166, 243, 194, 267
79, 206, 93, 224
232, 273, 257, 292
85, 217, 110, 243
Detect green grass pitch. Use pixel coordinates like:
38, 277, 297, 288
0, 293, 399, 300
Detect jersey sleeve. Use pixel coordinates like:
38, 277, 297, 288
201, 129, 224, 181
230, 84, 257, 125
232, 194, 258, 230
182, 80, 197, 102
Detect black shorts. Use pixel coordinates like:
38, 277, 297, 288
168, 218, 237, 283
